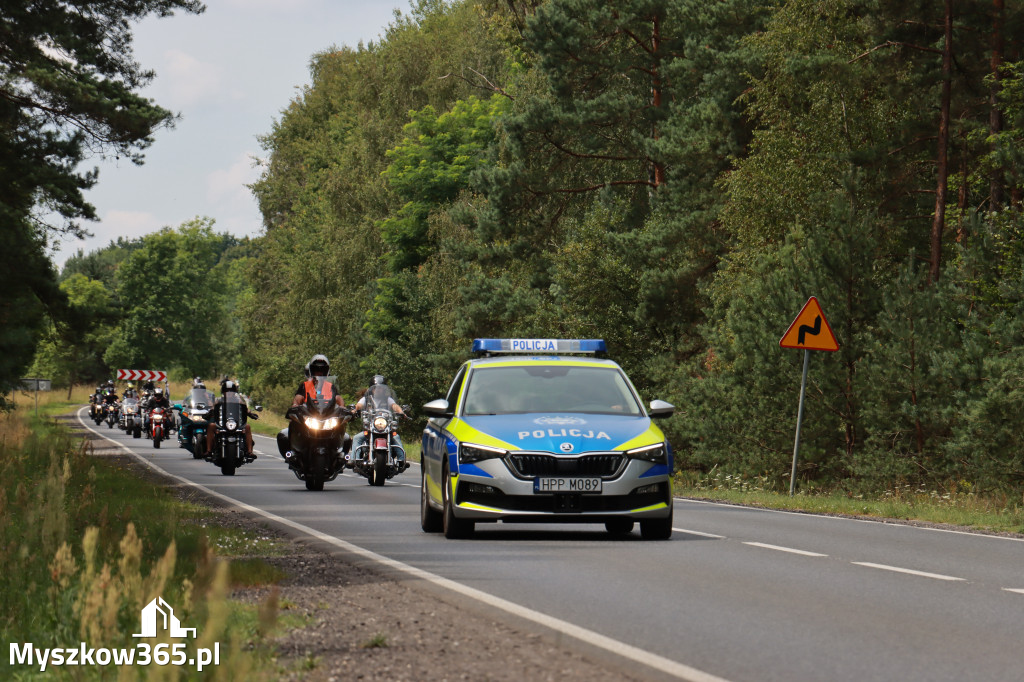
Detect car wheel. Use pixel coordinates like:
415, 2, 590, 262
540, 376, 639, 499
421, 467, 443, 533
442, 466, 473, 539
640, 507, 673, 540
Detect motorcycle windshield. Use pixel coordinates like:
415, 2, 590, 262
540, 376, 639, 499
365, 385, 395, 412
308, 376, 338, 411
189, 389, 211, 410
221, 395, 245, 424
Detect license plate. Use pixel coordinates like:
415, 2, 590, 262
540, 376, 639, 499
374, 438, 388, 449
533, 478, 602, 493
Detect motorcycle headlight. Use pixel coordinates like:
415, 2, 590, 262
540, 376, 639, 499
226, 418, 238, 431
459, 443, 507, 464
152, 414, 164, 421
626, 443, 667, 463
373, 416, 389, 431
304, 417, 322, 430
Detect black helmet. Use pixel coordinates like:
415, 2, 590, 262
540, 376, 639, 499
308, 354, 330, 377
221, 379, 238, 394
371, 374, 386, 386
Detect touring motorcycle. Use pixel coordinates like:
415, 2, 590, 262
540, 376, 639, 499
278, 375, 351, 491
349, 385, 409, 486
120, 397, 142, 438
206, 394, 260, 476
177, 387, 214, 459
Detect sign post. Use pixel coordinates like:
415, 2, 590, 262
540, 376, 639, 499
779, 297, 839, 495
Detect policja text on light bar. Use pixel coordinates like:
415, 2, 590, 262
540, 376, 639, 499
472, 338, 606, 354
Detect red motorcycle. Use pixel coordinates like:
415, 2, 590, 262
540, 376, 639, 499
149, 406, 169, 448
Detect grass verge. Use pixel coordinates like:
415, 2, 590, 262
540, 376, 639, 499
674, 471, 1024, 535
0, 398, 298, 679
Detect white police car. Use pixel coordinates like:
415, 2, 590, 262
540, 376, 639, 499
420, 339, 675, 539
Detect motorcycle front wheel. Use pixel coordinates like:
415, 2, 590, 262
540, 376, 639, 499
371, 449, 387, 486
221, 442, 237, 476
305, 477, 325, 491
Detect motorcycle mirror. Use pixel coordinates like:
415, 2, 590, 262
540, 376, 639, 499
422, 399, 450, 417
255, 405, 263, 411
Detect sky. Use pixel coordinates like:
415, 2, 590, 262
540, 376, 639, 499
48, 0, 406, 268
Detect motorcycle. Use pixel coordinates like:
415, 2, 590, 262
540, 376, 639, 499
206, 395, 259, 476
120, 397, 143, 438
349, 387, 409, 486
278, 375, 351, 491
90, 399, 104, 424
176, 388, 214, 459
149, 406, 169, 448
105, 402, 119, 428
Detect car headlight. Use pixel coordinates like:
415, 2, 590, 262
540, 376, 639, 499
626, 443, 667, 463
459, 443, 507, 464
373, 416, 389, 431
226, 418, 238, 431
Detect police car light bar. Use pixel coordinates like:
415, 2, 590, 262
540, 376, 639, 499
472, 338, 607, 355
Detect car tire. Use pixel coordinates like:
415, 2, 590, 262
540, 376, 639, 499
605, 519, 635, 535
442, 466, 473, 539
421, 467, 443, 533
640, 507, 673, 540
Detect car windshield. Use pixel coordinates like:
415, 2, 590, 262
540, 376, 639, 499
462, 365, 642, 416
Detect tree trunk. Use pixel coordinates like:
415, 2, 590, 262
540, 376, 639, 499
651, 12, 666, 188
990, 0, 1005, 209
929, 0, 953, 284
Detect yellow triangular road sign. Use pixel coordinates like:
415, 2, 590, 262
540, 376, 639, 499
779, 297, 839, 351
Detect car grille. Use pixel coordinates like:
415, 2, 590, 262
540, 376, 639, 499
507, 452, 625, 479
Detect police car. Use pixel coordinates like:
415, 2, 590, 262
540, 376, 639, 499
420, 339, 675, 539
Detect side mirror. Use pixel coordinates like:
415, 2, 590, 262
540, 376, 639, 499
255, 405, 263, 412
422, 399, 451, 417
648, 399, 675, 418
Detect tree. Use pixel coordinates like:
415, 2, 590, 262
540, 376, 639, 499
29, 274, 115, 396
104, 218, 232, 376
0, 0, 204, 399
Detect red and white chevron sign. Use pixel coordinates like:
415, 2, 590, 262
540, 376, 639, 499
116, 369, 167, 382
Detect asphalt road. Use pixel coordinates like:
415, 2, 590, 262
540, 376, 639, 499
77, 408, 1024, 682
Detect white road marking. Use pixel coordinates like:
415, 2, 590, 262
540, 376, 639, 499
673, 527, 725, 539
851, 562, 965, 582
743, 542, 827, 557
76, 408, 732, 682
1002, 588, 1024, 595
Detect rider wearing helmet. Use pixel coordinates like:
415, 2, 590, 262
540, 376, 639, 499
292, 354, 347, 408
205, 378, 259, 459
350, 375, 408, 471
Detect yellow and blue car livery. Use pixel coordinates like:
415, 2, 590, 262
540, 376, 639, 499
420, 339, 675, 539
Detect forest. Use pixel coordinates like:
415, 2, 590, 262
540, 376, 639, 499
15, 0, 1024, 495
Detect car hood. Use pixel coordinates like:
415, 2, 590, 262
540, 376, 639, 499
460, 413, 655, 453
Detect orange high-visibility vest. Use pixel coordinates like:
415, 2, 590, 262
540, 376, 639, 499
303, 379, 334, 403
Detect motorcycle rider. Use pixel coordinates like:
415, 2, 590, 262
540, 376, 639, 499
291, 354, 347, 408
122, 382, 138, 400
280, 355, 349, 462
205, 378, 259, 459
90, 385, 104, 418
350, 375, 408, 471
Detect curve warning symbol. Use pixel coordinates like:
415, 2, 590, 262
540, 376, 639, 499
780, 297, 839, 352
